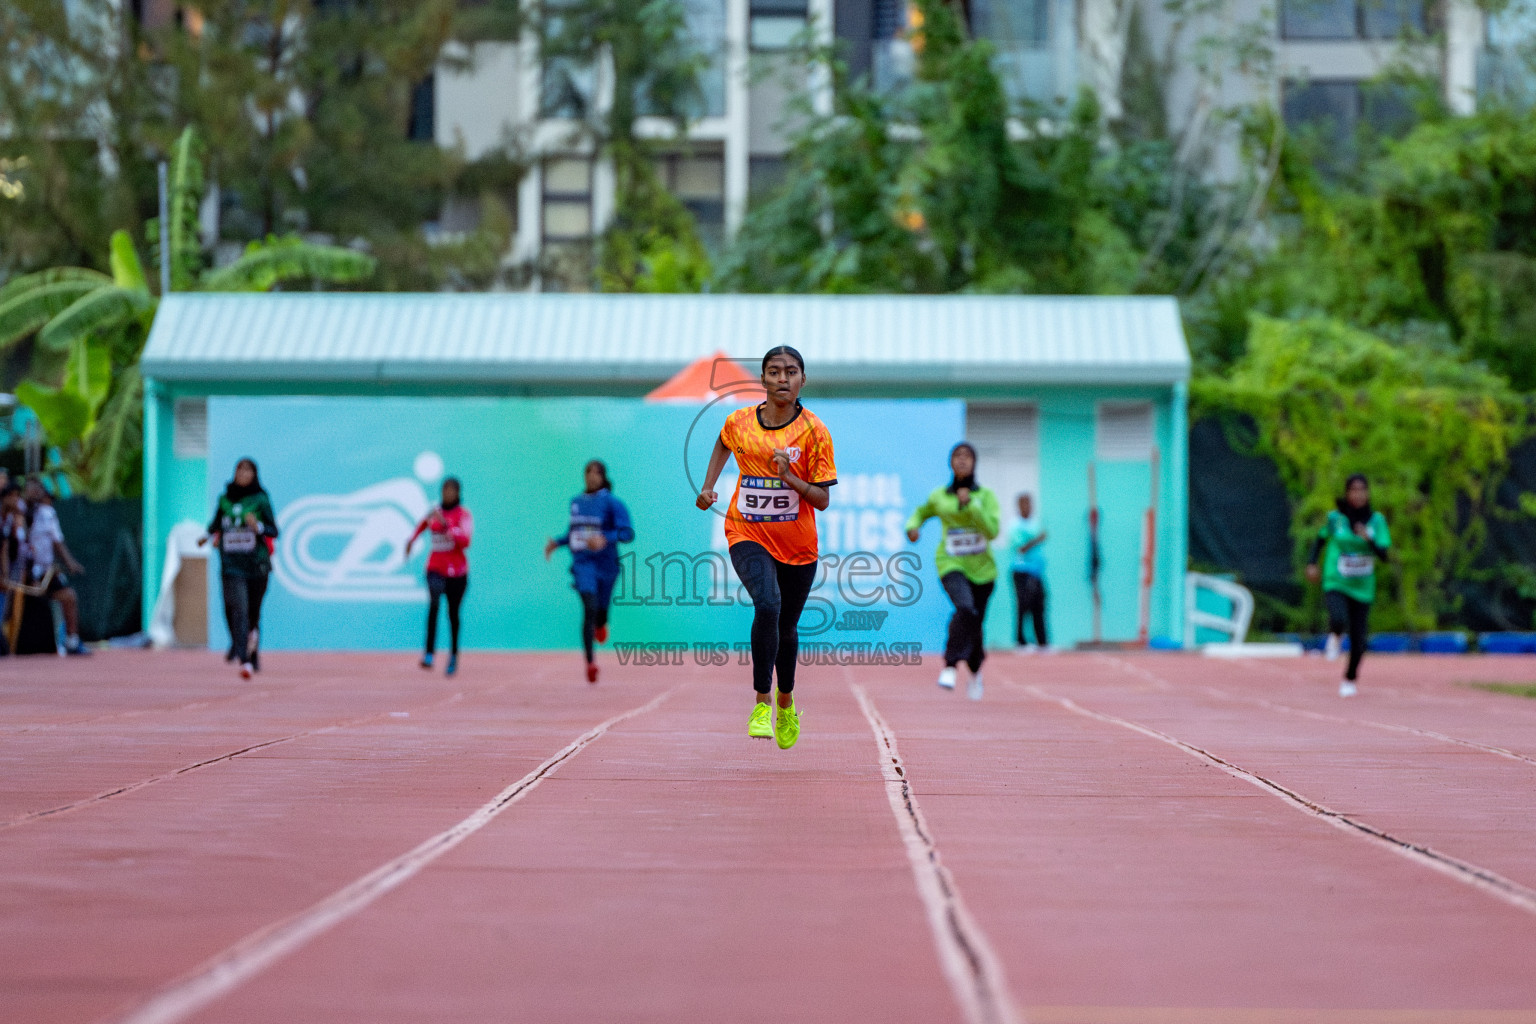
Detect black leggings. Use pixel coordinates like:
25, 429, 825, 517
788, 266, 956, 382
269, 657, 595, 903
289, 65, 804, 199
427, 572, 468, 655
580, 584, 614, 664
729, 541, 818, 695
1325, 590, 1370, 681
942, 571, 994, 672
222, 573, 268, 664
1012, 570, 1047, 646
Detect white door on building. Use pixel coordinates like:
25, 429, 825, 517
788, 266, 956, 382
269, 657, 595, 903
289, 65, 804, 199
964, 404, 1041, 647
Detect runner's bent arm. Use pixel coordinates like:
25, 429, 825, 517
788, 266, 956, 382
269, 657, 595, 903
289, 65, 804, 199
255, 496, 279, 540
783, 472, 831, 512
697, 436, 733, 509
405, 517, 428, 555
903, 495, 936, 536
447, 509, 472, 551
608, 498, 635, 545
969, 489, 1001, 540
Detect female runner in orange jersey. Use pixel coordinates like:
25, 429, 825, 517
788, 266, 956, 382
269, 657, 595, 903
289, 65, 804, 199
696, 346, 837, 750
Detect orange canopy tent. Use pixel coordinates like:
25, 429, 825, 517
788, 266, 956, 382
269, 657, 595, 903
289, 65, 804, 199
644, 351, 766, 404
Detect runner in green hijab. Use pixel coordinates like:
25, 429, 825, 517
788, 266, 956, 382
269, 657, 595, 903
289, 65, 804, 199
1306, 473, 1390, 697
905, 442, 1000, 700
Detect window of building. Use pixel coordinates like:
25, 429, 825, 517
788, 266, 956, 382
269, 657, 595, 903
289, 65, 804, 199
749, 156, 788, 201
751, 0, 809, 49
1280, 0, 1426, 40
173, 399, 208, 459
407, 74, 435, 142
655, 153, 726, 248
1282, 78, 1416, 171
971, 0, 1050, 46
1095, 402, 1154, 462
542, 158, 593, 241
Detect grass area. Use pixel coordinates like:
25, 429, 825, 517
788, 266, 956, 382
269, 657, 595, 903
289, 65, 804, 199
1467, 682, 1536, 699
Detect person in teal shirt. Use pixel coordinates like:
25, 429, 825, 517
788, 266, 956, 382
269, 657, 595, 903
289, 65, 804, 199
905, 442, 1000, 700
1306, 473, 1390, 697
1008, 492, 1048, 650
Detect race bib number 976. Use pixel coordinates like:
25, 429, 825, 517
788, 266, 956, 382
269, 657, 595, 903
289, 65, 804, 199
738, 476, 800, 523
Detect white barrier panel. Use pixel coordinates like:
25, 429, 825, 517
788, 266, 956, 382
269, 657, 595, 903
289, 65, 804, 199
1184, 572, 1254, 648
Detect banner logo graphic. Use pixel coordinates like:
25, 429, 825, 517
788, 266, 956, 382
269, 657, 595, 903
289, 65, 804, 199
272, 454, 441, 601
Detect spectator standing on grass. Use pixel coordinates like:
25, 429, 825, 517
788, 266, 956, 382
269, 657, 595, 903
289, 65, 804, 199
22, 478, 88, 655
1009, 492, 1049, 652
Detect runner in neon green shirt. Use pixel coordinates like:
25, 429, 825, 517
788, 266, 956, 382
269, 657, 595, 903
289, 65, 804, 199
1306, 473, 1390, 697
905, 442, 1000, 700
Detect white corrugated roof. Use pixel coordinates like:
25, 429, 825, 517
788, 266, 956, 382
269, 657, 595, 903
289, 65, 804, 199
140, 293, 1189, 386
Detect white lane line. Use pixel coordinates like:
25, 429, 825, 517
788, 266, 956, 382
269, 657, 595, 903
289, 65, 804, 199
104, 688, 677, 1024
4, 690, 478, 832
1019, 683, 1536, 918
1105, 655, 1536, 769
849, 682, 1023, 1024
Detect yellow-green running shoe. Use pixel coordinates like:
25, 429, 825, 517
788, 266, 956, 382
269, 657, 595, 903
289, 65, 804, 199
748, 702, 773, 738
774, 698, 800, 749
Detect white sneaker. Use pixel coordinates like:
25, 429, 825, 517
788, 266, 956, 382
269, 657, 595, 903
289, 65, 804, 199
1339, 680, 1358, 698
1014, 645, 1038, 656
967, 671, 984, 701
1324, 634, 1342, 661
240, 663, 254, 680
937, 667, 957, 690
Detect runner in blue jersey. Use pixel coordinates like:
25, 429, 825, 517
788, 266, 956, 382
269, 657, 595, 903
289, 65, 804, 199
545, 460, 635, 683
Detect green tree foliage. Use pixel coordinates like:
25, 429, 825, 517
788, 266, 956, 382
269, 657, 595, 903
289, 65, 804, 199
0, 129, 374, 499
1185, 100, 1536, 376
717, 0, 1202, 294
0, 0, 519, 290
1195, 316, 1529, 630
538, 0, 713, 289
0, 1, 138, 276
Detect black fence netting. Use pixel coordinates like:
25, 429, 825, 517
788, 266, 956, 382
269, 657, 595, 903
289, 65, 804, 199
1189, 417, 1536, 632
53, 497, 142, 642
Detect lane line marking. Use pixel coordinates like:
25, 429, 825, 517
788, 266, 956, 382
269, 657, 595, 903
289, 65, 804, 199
1016, 682, 1536, 917
1104, 655, 1536, 769
2, 687, 484, 832
849, 681, 1023, 1024
5, 689, 278, 735
102, 687, 677, 1024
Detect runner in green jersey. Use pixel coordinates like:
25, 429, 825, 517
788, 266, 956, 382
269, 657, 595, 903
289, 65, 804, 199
905, 442, 1000, 700
1306, 473, 1390, 697
202, 458, 279, 679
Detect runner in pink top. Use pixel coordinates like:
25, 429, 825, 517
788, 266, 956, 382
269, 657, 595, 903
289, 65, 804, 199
405, 476, 472, 676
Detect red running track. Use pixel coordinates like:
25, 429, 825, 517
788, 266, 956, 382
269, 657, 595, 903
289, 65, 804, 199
5, 650, 1536, 1024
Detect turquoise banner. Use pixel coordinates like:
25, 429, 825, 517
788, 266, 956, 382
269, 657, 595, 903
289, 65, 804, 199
206, 396, 966, 652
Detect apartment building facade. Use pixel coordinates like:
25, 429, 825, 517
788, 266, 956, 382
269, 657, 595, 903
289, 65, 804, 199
430, 0, 1515, 273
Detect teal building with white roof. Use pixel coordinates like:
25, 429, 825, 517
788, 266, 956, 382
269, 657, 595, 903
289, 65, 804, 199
139, 293, 1190, 653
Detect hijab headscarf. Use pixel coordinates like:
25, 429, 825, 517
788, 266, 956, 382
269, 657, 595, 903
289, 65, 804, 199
947, 442, 978, 494
224, 459, 264, 502
1337, 473, 1373, 526
585, 460, 611, 494
441, 476, 462, 511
